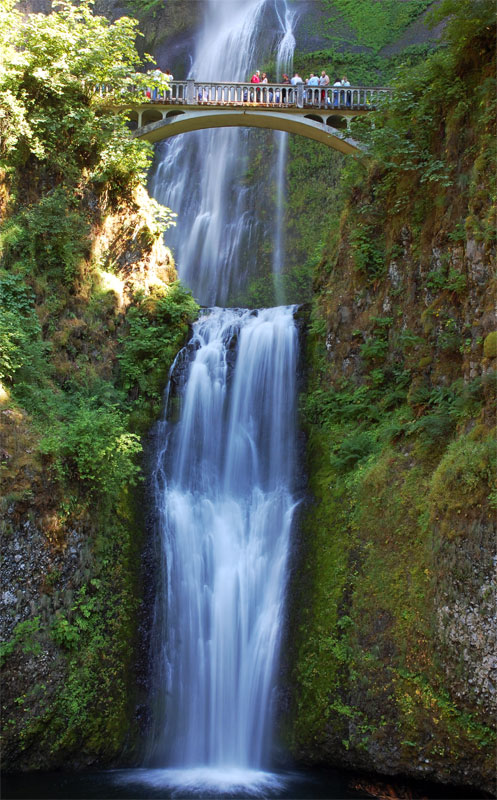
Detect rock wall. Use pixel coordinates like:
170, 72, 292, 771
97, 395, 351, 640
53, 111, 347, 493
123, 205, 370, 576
0, 187, 197, 770
283, 6, 496, 793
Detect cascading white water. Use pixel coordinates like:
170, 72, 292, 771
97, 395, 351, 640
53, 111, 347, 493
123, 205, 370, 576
149, 0, 296, 306
146, 307, 298, 790
272, 5, 297, 305
145, 1, 300, 792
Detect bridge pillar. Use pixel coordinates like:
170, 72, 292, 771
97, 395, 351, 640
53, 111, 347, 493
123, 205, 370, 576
186, 79, 195, 105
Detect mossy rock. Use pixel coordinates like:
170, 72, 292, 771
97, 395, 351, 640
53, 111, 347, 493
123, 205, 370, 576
483, 331, 497, 359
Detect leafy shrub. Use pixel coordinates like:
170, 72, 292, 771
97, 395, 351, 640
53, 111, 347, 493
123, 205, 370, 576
39, 400, 142, 500
0, 307, 47, 384
0, 618, 41, 666
118, 282, 198, 397
0, 0, 153, 190
330, 430, 377, 471
360, 337, 388, 362
350, 225, 385, 279
426, 267, 467, 295
20, 189, 89, 282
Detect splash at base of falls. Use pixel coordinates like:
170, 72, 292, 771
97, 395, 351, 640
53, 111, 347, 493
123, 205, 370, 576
116, 767, 287, 796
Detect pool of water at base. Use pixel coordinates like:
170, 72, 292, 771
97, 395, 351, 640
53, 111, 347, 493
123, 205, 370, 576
1, 766, 490, 800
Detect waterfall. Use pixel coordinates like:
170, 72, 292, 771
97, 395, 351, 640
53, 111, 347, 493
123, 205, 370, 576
145, 307, 298, 791
272, 4, 297, 305
143, 1, 300, 792
149, 0, 296, 306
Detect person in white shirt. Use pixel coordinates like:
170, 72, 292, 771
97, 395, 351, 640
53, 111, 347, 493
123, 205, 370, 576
341, 75, 351, 106
306, 72, 319, 105
291, 72, 303, 85
332, 77, 342, 107
319, 70, 330, 106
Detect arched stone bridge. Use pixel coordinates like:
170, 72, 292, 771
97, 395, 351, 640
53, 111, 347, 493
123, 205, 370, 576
102, 80, 390, 154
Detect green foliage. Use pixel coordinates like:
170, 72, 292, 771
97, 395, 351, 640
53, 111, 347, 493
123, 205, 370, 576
0, 0, 201, 767
0, 271, 48, 383
330, 429, 377, 471
288, 0, 496, 777
0, 309, 43, 383
3, 189, 90, 282
118, 282, 198, 398
429, 434, 497, 519
349, 224, 386, 280
322, 0, 432, 53
360, 337, 388, 361
426, 265, 466, 295
0, 618, 41, 666
40, 399, 142, 499
0, 0, 152, 191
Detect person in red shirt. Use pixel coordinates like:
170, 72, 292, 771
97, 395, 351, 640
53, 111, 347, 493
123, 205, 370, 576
250, 70, 260, 83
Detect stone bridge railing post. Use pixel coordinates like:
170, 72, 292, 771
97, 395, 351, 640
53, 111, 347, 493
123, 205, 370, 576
186, 78, 195, 105
296, 83, 303, 109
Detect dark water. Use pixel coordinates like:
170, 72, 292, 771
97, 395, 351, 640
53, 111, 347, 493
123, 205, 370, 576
1, 767, 490, 800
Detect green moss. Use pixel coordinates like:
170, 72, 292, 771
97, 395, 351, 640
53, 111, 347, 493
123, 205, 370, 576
428, 434, 496, 534
483, 331, 497, 359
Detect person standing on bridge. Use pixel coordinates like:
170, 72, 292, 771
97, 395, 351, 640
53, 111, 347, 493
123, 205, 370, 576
306, 72, 319, 106
281, 73, 290, 103
290, 71, 303, 85
341, 74, 351, 107
319, 69, 330, 106
250, 70, 261, 102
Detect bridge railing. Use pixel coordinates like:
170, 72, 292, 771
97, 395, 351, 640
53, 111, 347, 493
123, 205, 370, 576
303, 85, 390, 110
96, 80, 391, 111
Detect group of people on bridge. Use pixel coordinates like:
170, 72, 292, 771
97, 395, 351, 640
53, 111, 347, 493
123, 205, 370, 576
143, 66, 357, 109
248, 69, 353, 107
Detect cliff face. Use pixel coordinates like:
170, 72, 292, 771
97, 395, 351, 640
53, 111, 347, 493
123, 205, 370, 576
284, 3, 496, 792
0, 187, 198, 770
0, 4, 198, 769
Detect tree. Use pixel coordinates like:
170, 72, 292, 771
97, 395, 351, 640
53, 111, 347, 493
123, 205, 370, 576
0, 0, 152, 188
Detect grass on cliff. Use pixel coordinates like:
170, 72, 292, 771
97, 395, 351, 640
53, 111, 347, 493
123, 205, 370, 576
322, 0, 432, 54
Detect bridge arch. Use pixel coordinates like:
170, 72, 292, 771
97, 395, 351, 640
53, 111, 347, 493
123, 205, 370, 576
326, 114, 348, 130
133, 109, 364, 155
